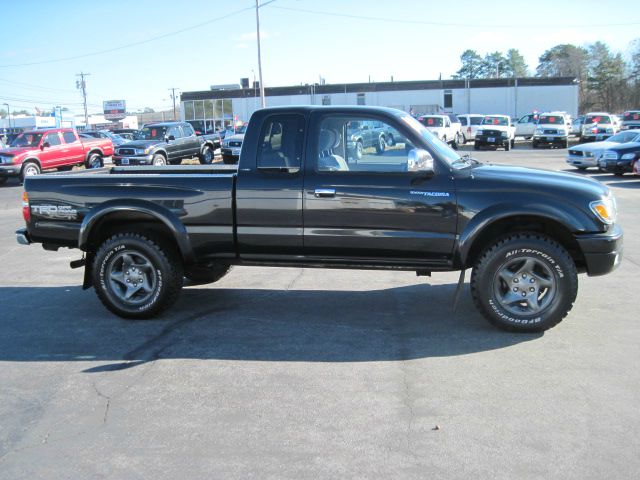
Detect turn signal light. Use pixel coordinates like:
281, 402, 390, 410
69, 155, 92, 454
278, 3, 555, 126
22, 191, 30, 223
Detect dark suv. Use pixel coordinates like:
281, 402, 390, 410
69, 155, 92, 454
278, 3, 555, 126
113, 122, 216, 166
347, 120, 388, 160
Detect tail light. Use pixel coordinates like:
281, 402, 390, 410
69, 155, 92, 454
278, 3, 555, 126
22, 191, 30, 222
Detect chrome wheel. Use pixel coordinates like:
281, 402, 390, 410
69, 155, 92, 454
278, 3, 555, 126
106, 250, 158, 306
153, 155, 166, 166
203, 148, 213, 163
89, 155, 102, 168
493, 256, 556, 315
24, 163, 40, 176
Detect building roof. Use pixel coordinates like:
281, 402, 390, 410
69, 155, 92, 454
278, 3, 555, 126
181, 77, 578, 101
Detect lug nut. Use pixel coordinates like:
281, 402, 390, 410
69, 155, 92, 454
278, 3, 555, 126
530, 278, 535, 283
514, 278, 519, 283
126, 270, 129, 275
530, 287, 535, 292
126, 279, 130, 283
522, 273, 527, 278
521, 292, 526, 297
513, 287, 518, 292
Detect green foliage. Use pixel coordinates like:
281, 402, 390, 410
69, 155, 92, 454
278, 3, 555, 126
454, 49, 528, 79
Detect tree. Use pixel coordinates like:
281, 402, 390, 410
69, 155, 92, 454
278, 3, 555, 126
143, 107, 155, 113
586, 41, 626, 112
12, 109, 29, 116
504, 49, 528, 77
536, 44, 589, 110
453, 50, 484, 79
481, 51, 508, 78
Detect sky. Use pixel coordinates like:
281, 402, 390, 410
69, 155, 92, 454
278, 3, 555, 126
1, 0, 638, 116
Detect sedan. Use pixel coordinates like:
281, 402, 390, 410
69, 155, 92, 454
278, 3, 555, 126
598, 142, 640, 176
565, 130, 640, 170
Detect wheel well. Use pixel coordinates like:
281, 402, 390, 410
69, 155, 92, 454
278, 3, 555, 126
86, 211, 180, 259
22, 158, 41, 169
85, 149, 103, 161
465, 215, 586, 272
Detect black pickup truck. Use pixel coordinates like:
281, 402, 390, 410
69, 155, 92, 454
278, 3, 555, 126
113, 121, 218, 166
16, 106, 623, 332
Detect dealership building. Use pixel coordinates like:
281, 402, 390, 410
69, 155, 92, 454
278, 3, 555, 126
180, 76, 579, 130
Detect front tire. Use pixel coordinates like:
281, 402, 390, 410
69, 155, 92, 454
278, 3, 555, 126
20, 161, 41, 182
375, 136, 386, 155
152, 154, 167, 166
504, 139, 511, 151
470, 233, 578, 332
222, 155, 236, 164
92, 233, 183, 319
86, 153, 103, 169
199, 145, 214, 164
0, 177, 8, 186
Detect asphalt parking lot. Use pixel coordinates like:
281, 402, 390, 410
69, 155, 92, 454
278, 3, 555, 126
0, 143, 638, 479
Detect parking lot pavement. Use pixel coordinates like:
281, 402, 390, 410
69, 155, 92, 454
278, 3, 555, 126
0, 148, 639, 479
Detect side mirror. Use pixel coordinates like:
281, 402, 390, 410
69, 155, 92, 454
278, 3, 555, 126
41, 142, 50, 150
166, 135, 175, 142
407, 148, 434, 174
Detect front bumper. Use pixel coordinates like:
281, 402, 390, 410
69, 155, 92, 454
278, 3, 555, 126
597, 158, 634, 174
533, 134, 567, 144
576, 224, 623, 276
581, 133, 613, 142
113, 154, 153, 166
475, 135, 509, 146
0, 164, 21, 177
566, 154, 597, 168
221, 147, 241, 158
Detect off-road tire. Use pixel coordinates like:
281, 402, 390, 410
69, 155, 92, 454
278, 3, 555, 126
375, 136, 386, 155
86, 153, 103, 169
92, 233, 183, 319
152, 154, 167, 166
199, 145, 214, 164
184, 263, 232, 285
470, 233, 578, 332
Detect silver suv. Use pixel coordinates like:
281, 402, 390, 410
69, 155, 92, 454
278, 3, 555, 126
532, 112, 570, 149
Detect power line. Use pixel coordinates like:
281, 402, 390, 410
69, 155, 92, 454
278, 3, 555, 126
271, 5, 640, 28
0, 77, 79, 94
0, 3, 264, 68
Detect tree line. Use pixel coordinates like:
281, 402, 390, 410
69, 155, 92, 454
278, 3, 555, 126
452, 39, 640, 113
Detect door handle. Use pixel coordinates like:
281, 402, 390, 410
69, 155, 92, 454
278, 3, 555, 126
314, 188, 336, 197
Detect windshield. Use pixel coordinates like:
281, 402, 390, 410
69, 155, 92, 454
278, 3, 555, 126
623, 111, 640, 121
469, 117, 483, 125
585, 115, 611, 124
138, 126, 168, 140
538, 115, 564, 125
10, 132, 43, 147
419, 117, 444, 127
482, 116, 508, 126
401, 115, 462, 167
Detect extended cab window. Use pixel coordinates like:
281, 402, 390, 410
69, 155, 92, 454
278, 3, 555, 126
62, 131, 77, 144
167, 126, 181, 139
257, 115, 305, 169
45, 132, 61, 146
181, 124, 194, 137
317, 116, 414, 173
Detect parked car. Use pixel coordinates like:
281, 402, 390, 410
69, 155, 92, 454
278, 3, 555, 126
474, 115, 516, 150
532, 112, 571, 149
620, 110, 640, 131
83, 129, 129, 147
16, 106, 623, 332
457, 114, 484, 144
220, 124, 248, 164
446, 113, 463, 145
598, 141, 640, 175
570, 116, 585, 136
0, 128, 113, 184
417, 115, 459, 147
580, 112, 618, 142
113, 122, 217, 166
565, 130, 640, 170
514, 113, 540, 139
113, 128, 140, 141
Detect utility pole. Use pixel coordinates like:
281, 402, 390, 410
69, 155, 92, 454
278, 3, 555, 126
76, 72, 90, 129
2, 103, 10, 130
168, 87, 179, 120
255, 0, 266, 108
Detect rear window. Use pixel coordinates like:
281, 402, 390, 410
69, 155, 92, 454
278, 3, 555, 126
538, 115, 564, 124
62, 131, 77, 144
470, 117, 483, 125
419, 117, 444, 127
482, 116, 508, 126
458, 117, 468, 126
585, 115, 611, 124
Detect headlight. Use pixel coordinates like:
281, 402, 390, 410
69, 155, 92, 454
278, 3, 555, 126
621, 153, 636, 160
589, 197, 617, 225
134, 148, 151, 155
606, 128, 613, 134
535, 128, 544, 135
558, 129, 567, 135
584, 151, 594, 158
0, 155, 14, 164
476, 130, 483, 136
501, 131, 508, 137
604, 150, 619, 159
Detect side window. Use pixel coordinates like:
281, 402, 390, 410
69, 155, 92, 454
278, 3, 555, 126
62, 131, 77, 144
167, 126, 180, 139
182, 124, 194, 137
317, 116, 414, 173
45, 132, 61, 146
459, 117, 468, 126
257, 115, 305, 169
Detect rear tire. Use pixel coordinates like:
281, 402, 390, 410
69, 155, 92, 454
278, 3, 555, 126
532, 140, 538, 149
92, 233, 183, 319
470, 233, 578, 332
86, 153, 103, 169
505, 140, 511, 151
199, 145, 214, 164
375, 136, 386, 155
184, 263, 231, 286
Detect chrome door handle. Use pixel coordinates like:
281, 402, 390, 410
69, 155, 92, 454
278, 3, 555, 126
314, 188, 336, 197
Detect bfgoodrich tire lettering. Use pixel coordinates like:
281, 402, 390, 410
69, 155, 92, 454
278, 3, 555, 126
471, 233, 578, 332
92, 233, 183, 319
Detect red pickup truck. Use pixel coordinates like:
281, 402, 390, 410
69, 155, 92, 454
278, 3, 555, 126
0, 128, 113, 184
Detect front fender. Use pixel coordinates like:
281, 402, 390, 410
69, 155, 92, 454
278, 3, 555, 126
78, 199, 194, 262
456, 201, 599, 266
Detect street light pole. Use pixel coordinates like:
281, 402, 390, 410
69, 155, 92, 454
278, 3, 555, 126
255, 0, 266, 108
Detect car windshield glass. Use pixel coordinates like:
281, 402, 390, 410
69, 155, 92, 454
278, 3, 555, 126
538, 115, 564, 124
138, 126, 168, 140
623, 112, 640, 120
400, 114, 463, 167
10, 133, 43, 147
606, 132, 634, 143
585, 115, 611, 124
234, 125, 247, 134
419, 117, 444, 127
482, 116, 508, 126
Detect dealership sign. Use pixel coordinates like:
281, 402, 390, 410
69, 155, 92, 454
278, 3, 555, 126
103, 100, 126, 120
